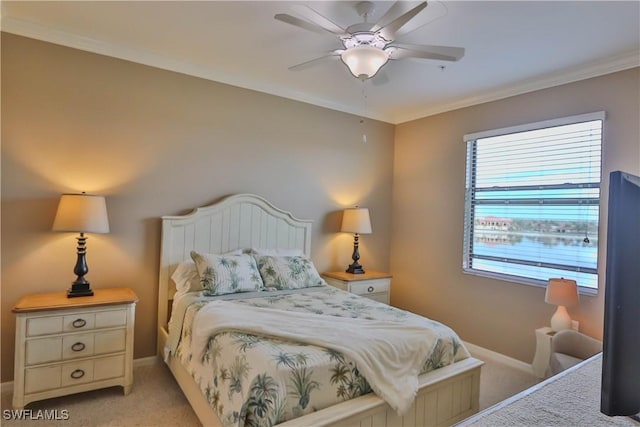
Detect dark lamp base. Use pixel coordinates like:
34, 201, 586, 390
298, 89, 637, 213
67, 282, 94, 298
346, 264, 365, 274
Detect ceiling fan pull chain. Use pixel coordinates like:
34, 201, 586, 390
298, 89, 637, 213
361, 81, 368, 143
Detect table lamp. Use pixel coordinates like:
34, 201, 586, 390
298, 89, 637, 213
52, 193, 110, 297
545, 278, 579, 331
341, 207, 372, 274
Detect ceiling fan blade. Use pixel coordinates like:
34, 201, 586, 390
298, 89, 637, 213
290, 5, 349, 37
386, 44, 465, 62
377, 1, 427, 42
275, 13, 332, 35
370, 1, 412, 32
288, 51, 343, 71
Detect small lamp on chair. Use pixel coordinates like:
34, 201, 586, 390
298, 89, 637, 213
341, 207, 372, 274
52, 193, 110, 298
545, 278, 579, 332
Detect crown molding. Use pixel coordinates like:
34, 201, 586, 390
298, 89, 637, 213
3, 16, 638, 125
1, 17, 385, 122
395, 50, 640, 124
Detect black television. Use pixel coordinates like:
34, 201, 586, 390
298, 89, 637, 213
601, 170, 640, 420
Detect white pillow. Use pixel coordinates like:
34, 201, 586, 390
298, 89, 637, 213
191, 251, 264, 296
171, 260, 201, 294
171, 249, 243, 295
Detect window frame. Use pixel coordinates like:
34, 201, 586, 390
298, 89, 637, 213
462, 111, 605, 295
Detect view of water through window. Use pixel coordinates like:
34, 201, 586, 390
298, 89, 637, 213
463, 114, 603, 290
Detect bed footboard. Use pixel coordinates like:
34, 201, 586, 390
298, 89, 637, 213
160, 326, 482, 427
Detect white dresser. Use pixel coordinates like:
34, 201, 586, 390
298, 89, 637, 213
12, 288, 137, 409
322, 271, 392, 304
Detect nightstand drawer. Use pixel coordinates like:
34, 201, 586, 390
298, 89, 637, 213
350, 279, 390, 296
23, 354, 126, 395
26, 328, 126, 365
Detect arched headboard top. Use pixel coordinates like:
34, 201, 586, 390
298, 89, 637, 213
158, 194, 313, 332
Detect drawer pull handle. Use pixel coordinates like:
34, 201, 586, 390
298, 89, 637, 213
71, 342, 86, 352
72, 319, 87, 328
70, 369, 85, 379
367, 286, 374, 293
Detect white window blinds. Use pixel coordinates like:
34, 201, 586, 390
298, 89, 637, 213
463, 112, 604, 290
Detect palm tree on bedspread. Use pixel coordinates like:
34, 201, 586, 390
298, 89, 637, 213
326, 348, 372, 399
241, 374, 283, 427
273, 351, 320, 412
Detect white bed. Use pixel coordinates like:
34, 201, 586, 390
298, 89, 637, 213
157, 193, 483, 427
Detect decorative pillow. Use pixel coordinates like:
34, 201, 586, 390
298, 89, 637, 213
172, 249, 243, 295
254, 255, 325, 290
190, 251, 264, 296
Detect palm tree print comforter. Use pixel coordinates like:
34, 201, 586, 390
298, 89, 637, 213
172, 286, 469, 427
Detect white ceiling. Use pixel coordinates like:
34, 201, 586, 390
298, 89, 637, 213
2, 1, 639, 124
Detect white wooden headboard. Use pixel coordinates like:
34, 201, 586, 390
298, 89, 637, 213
157, 193, 313, 335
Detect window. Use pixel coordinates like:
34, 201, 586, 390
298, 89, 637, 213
463, 112, 604, 292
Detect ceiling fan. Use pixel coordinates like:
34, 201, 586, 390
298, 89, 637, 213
275, 1, 465, 81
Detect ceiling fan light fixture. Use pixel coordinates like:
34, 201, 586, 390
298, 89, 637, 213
340, 45, 389, 80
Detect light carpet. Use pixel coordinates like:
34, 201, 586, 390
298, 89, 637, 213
460, 354, 638, 427
1, 355, 537, 426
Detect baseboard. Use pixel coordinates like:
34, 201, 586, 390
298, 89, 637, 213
1, 355, 161, 394
464, 341, 533, 375
133, 355, 159, 367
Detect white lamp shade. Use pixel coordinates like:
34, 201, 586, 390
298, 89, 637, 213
545, 278, 579, 332
545, 278, 579, 307
341, 208, 372, 234
340, 45, 389, 79
52, 193, 110, 234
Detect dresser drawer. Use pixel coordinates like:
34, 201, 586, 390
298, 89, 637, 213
350, 279, 390, 296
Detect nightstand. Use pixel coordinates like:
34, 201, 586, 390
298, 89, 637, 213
322, 271, 391, 304
12, 288, 138, 409
532, 326, 554, 378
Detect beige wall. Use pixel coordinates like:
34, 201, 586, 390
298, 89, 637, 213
391, 68, 640, 363
2, 32, 638, 383
0, 34, 395, 382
